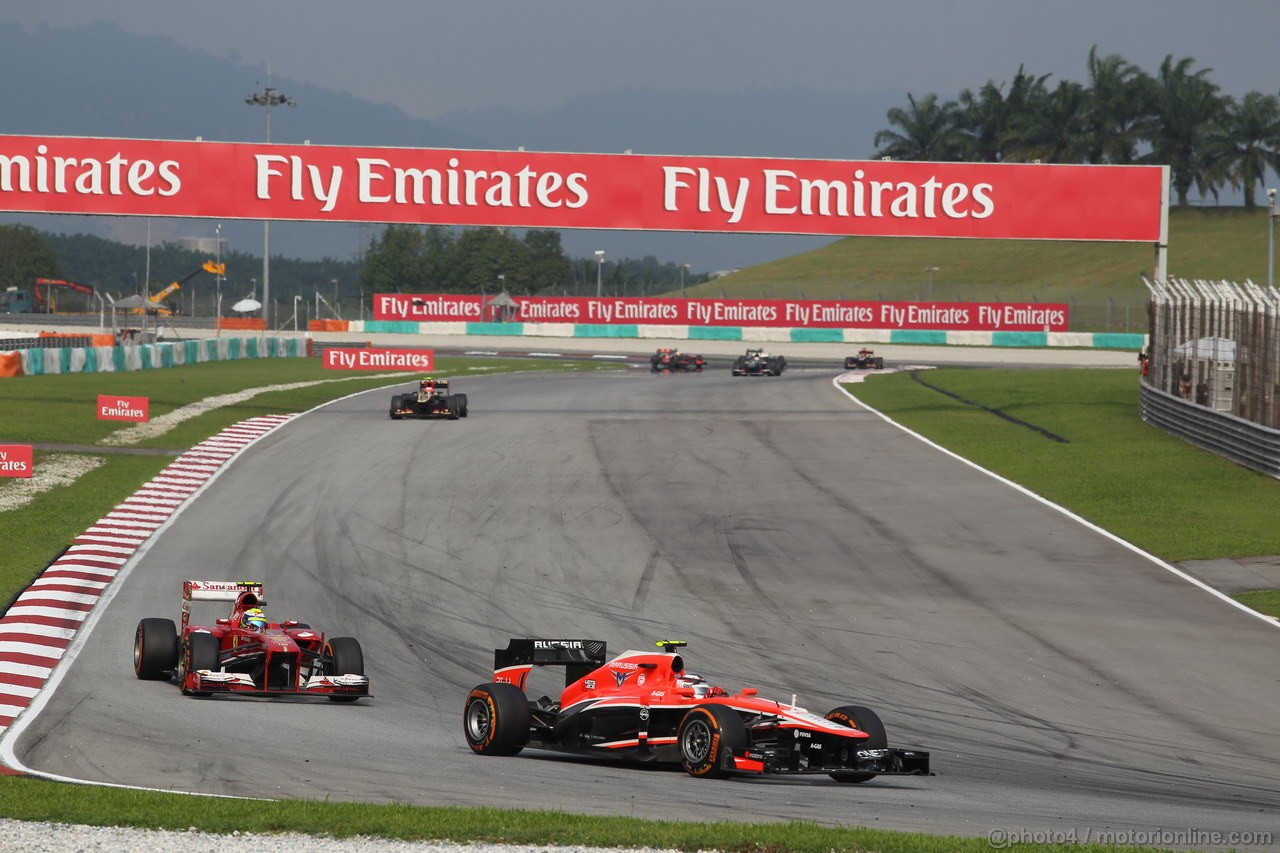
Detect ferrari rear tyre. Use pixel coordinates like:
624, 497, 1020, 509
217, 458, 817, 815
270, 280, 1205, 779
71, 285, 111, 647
325, 637, 365, 702
179, 632, 220, 697
825, 704, 887, 783
464, 682, 530, 756
133, 618, 178, 680
678, 704, 748, 778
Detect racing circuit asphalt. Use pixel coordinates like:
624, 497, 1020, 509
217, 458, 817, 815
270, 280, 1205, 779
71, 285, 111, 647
9, 363, 1280, 845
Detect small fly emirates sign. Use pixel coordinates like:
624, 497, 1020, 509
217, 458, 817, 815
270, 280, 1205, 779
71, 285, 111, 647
322, 347, 434, 371
0, 444, 34, 478
97, 395, 149, 422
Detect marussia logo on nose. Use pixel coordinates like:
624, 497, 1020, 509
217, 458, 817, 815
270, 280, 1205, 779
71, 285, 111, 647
612, 670, 630, 686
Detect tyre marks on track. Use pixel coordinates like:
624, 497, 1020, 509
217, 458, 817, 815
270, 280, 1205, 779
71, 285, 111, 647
0, 415, 296, 744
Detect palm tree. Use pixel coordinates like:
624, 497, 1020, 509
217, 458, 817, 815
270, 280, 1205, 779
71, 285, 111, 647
1082, 46, 1155, 164
1211, 91, 1280, 208
873, 92, 964, 161
957, 67, 1052, 162
1143, 55, 1230, 206
1008, 80, 1092, 163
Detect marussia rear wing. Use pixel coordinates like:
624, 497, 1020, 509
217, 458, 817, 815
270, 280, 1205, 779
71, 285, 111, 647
493, 638, 608, 690
181, 580, 264, 630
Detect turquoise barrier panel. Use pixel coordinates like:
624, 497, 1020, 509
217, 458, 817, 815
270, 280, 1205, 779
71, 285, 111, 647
112, 346, 127, 372
791, 328, 843, 343
59, 348, 73, 373
228, 338, 242, 359
572, 324, 639, 338
689, 326, 743, 341
1092, 333, 1145, 350
466, 322, 525, 336
991, 332, 1048, 348
27, 348, 45, 375
84, 348, 99, 373
890, 330, 949, 345
365, 320, 419, 334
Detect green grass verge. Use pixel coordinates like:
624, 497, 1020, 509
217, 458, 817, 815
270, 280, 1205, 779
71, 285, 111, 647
844, 368, 1280, 618
1, 357, 1275, 851
0, 774, 1178, 853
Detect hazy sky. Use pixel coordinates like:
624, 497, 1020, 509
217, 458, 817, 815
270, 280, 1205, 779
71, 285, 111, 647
6, 1, 1278, 120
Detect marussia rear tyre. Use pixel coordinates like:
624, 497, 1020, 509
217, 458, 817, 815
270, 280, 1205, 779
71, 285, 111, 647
464, 682, 530, 756
678, 704, 748, 778
825, 704, 887, 783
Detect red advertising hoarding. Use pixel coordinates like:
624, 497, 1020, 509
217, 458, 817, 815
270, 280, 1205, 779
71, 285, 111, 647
97, 394, 150, 422
322, 347, 434, 371
0, 444, 33, 478
0, 135, 1165, 242
374, 294, 1068, 332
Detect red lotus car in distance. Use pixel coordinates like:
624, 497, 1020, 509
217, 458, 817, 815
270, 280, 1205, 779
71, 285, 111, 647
132, 580, 369, 701
464, 639, 929, 781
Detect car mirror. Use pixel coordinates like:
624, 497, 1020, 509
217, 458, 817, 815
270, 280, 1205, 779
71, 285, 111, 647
740, 688, 758, 697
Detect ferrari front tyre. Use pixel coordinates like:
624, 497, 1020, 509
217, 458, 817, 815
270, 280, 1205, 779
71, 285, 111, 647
464, 682, 530, 756
179, 632, 220, 697
133, 618, 178, 680
325, 637, 365, 702
825, 704, 887, 783
678, 704, 748, 778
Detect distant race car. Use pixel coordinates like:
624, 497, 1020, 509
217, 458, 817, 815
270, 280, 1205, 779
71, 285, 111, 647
390, 377, 468, 420
463, 639, 929, 782
845, 348, 885, 370
732, 348, 786, 376
132, 580, 369, 701
651, 347, 706, 372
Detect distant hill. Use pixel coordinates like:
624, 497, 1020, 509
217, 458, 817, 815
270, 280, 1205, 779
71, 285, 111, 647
0, 20, 899, 272
690, 207, 1272, 333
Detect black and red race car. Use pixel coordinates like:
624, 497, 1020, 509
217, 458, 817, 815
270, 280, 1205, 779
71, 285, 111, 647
845, 348, 885, 370
650, 347, 706, 372
390, 377, 469, 420
132, 580, 369, 701
463, 639, 929, 781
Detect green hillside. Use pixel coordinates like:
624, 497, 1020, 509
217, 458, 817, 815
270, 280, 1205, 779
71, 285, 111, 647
689, 207, 1274, 333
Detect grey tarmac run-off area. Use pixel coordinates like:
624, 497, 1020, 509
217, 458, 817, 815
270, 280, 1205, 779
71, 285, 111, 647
3, 326, 1279, 848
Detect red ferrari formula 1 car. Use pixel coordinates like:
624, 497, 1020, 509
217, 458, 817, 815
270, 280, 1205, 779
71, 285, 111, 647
132, 580, 369, 701
650, 348, 706, 372
464, 639, 929, 781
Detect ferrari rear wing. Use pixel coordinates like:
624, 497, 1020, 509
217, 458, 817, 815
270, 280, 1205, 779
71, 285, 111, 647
181, 580, 264, 630
493, 638, 607, 690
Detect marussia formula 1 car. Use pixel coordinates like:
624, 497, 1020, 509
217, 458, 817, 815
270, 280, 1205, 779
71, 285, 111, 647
390, 377, 469, 420
650, 347, 706, 372
731, 348, 786, 376
132, 580, 369, 701
464, 639, 929, 781
845, 348, 885, 370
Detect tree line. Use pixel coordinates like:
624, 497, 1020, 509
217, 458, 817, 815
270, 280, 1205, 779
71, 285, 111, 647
0, 224, 709, 314
872, 46, 1280, 208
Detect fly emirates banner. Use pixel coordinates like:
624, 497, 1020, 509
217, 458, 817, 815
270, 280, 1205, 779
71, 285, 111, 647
0, 134, 1164, 241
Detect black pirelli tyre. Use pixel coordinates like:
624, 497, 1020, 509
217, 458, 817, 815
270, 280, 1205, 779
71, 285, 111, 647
678, 704, 748, 778
325, 636, 365, 702
178, 632, 220, 697
825, 704, 888, 783
133, 618, 178, 680
464, 682, 531, 756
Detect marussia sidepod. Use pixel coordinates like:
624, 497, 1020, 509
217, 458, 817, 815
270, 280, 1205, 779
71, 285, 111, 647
464, 639, 930, 781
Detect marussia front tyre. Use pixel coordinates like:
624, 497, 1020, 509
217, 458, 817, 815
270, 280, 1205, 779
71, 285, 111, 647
464, 682, 530, 756
825, 704, 887, 783
678, 704, 748, 778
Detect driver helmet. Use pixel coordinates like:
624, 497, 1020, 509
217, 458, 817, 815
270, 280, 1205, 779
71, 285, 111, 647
241, 607, 267, 631
677, 673, 711, 699
419, 377, 434, 391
